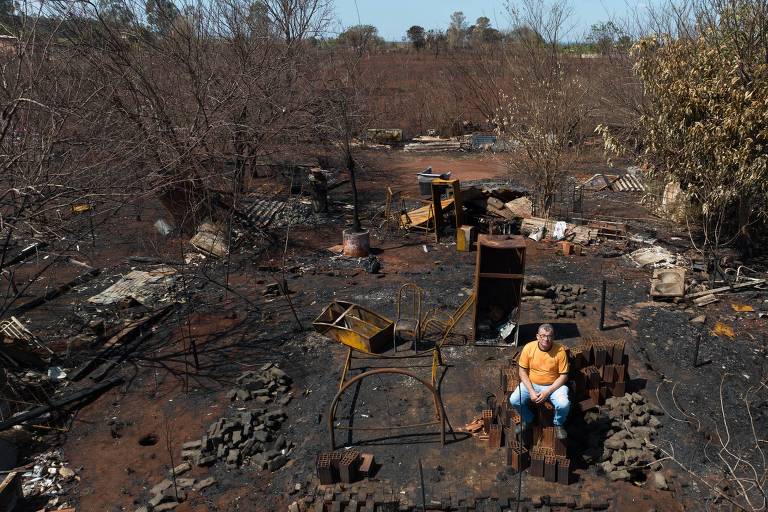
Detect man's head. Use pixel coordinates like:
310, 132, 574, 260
537, 323, 555, 351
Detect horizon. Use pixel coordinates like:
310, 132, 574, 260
332, 0, 662, 42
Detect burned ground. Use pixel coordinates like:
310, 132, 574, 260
1, 150, 766, 512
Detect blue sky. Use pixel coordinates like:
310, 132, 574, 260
332, 1, 658, 41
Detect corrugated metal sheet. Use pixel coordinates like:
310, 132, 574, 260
88, 267, 177, 306
241, 198, 286, 227
472, 133, 497, 149
611, 174, 646, 192
582, 174, 619, 191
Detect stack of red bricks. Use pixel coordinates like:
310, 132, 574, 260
316, 450, 375, 485
570, 337, 627, 411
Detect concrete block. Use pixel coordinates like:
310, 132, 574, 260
150, 479, 173, 495
170, 462, 191, 476
181, 440, 201, 450
193, 476, 217, 492
269, 455, 288, 471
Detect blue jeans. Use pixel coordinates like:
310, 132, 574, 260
509, 383, 570, 426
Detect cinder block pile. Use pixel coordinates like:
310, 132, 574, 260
186, 364, 293, 470
138, 364, 293, 511
589, 393, 665, 483
521, 278, 588, 320
569, 338, 627, 408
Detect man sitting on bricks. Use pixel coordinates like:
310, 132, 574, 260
509, 323, 570, 440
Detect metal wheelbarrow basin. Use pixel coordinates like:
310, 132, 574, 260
313, 301, 394, 354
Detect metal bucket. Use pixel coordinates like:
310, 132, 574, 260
342, 229, 370, 257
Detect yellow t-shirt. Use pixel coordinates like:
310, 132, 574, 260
518, 340, 569, 385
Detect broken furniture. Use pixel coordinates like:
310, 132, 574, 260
393, 283, 423, 349
313, 302, 448, 449
398, 196, 449, 243
650, 267, 686, 298
326, 368, 446, 450
416, 169, 451, 195
430, 178, 463, 236
396, 179, 462, 243
587, 220, 628, 242
421, 293, 475, 348
472, 235, 525, 345
0, 317, 52, 359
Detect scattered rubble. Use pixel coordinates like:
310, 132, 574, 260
404, 135, 469, 152
21, 450, 77, 509
140, 364, 294, 510
522, 276, 588, 319
627, 246, 679, 268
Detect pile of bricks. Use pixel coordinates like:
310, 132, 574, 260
138, 466, 216, 512
570, 338, 627, 410
137, 364, 293, 511
226, 363, 294, 406
183, 364, 293, 471
316, 450, 375, 485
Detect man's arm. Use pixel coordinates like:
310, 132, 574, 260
534, 373, 568, 403
518, 365, 539, 401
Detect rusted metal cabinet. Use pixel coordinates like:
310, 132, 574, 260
471, 235, 526, 345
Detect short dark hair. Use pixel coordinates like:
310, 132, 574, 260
538, 323, 555, 336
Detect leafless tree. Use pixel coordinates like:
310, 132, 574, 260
258, 0, 333, 44
492, 0, 593, 215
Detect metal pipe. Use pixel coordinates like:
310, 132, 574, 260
332, 421, 442, 431
327, 368, 445, 449
419, 459, 426, 512
693, 334, 701, 367
599, 280, 607, 331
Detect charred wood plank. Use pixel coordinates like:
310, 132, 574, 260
70, 305, 174, 382
0, 242, 48, 271
10, 267, 100, 316
0, 376, 123, 431
89, 305, 174, 381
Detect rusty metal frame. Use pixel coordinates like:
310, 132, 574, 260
327, 368, 446, 450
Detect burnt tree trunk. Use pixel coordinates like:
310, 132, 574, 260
346, 151, 361, 232
735, 196, 754, 257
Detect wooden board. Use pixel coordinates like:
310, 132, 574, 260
401, 198, 454, 227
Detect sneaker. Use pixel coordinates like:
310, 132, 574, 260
555, 426, 568, 440
514, 422, 530, 436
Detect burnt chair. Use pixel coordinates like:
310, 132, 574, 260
393, 282, 423, 351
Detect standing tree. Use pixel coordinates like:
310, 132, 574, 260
426, 29, 446, 56
146, 0, 180, 35
586, 21, 630, 54
447, 11, 466, 49
256, 0, 333, 44
336, 24, 383, 51
493, 0, 591, 216
599, 0, 768, 256
0, 0, 13, 18
97, 0, 135, 25
406, 25, 425, 51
